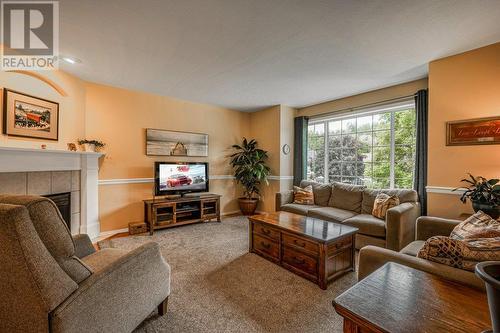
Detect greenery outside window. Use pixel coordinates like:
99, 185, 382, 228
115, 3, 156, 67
307, 100, 416, 189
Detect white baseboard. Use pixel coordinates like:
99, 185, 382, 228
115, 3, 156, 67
93, 227, 128, 242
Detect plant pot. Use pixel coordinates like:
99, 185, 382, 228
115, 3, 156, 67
475, 261, 500, 333
81, 143, 96, 152
238, 198, 258, 216
472, 201, 500, 220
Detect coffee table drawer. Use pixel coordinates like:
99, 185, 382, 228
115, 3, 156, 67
253, 223, 280, 241
328, 236, 353, 256
283, 233, 318, 254
253, 234, 279, 259
283, 247, 318, 277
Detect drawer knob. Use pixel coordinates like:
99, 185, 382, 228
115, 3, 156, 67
260, 241, 271, 249
261, 228, 271, 235
292, 256, 306, 265
293, 239, 306, 247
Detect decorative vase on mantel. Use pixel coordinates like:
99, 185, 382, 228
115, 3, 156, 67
81, 143, 96, 152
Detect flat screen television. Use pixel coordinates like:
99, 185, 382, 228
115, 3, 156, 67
155, 162, 209, 196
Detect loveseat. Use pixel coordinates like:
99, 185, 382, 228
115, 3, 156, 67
276, 180, 420, 251
358, 215, 484, 290
0, 195, 171, 332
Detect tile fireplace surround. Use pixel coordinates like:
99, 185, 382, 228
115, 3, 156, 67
0, 146, 103, 239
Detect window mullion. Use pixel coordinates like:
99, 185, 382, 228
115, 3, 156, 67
324, 122, 329, 183
389, 112, 395, 189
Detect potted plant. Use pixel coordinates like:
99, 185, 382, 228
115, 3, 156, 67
454, 173, 500, 219
230, 138, 271, 215
78, 139, 106, 152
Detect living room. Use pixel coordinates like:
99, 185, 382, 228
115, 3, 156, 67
1, 1, 499, 332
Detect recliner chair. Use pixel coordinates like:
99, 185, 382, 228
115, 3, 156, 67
0, 195, 171, 333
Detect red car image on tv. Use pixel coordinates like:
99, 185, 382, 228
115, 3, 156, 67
167, 174, 192, 187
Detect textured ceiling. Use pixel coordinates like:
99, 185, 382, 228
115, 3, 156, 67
59, 0, 500, 111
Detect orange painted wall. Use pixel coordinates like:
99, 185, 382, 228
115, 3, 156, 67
427, 42, 500, 218
84, 82, 250, 231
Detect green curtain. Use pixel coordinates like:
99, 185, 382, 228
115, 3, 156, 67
413, 89, 428, 215
293, 116, 309, 186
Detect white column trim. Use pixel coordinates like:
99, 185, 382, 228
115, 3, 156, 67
426, 186, 465, 195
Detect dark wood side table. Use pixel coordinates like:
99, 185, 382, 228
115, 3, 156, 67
333, 262, 491, 333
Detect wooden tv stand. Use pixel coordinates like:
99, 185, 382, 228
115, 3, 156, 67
143, 194, 221, 235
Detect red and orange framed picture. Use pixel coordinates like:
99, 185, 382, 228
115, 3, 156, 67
2, 89, 59, 141
446, 116, 500, 146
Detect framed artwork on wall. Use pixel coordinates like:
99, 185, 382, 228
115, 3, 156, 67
2, 89, 59, 141
146, 128, 209, 156
446, 116, 500, 146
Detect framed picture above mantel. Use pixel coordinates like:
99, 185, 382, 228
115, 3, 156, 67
446, 116, 500, 146
2, 89, 59, 141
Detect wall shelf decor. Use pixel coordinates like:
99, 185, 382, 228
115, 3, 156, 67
146, 128, 208, 156
446, 116, 500, 146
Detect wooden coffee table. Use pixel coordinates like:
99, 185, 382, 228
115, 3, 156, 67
248, 211, 358, 289
333, 262, 491, 333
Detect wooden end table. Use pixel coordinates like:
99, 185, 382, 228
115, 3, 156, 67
249, 211, 358, 289
333, 262, 491, 333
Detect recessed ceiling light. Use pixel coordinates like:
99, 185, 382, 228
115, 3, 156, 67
59, 56, 82, 64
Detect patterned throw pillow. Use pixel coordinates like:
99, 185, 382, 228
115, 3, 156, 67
450, 210, 500, 240
293, 185, 314, 205
417, 236, 500, 271
371, 193, 400, 219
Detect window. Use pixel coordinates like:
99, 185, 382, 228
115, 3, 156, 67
306, 101, 416, 189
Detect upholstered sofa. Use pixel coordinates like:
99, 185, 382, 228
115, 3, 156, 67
0, 195, 171, 333
358, 216, 484, 290
276, 180, 420, 251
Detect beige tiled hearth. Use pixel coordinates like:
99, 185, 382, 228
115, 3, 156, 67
0, 171, 81, 233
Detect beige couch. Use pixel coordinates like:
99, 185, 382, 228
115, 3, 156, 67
276, 180, 420, 251
0, 195, 171, 333
358, 215, 484, 290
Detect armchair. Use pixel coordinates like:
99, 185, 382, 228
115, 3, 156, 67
0, 195, 171, 333
358, 215, 483, 290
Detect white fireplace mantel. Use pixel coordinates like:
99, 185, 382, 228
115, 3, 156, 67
0, 146, 103, 239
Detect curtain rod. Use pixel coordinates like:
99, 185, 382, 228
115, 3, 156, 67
309, 93, 417, 120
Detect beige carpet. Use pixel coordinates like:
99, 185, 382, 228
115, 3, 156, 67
98, 216, 357, 333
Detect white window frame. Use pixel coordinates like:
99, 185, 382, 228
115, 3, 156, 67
307, 99, 416, 189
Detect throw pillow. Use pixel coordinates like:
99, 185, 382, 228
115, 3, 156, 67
450, 210, 500, 240
372, 193, 400, 219
293, 185, 314, 205
417, 235, 500, 271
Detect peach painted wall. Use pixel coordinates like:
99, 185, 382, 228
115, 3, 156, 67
0, 70, 86, 149
427, 42, 500, 218
248, 105, 296, 212
84, 82, 251, 231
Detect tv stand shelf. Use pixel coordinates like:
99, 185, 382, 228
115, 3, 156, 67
143, 194, 221, 235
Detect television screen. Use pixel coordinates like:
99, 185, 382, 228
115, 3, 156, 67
155, 162, 208, 195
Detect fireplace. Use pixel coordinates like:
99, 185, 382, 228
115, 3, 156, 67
0, 146, 102, 239
44, 192, 72, 231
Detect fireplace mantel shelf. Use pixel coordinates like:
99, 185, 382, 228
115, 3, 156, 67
0, 146, 104, 156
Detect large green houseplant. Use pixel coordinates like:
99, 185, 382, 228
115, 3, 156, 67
454, 173, 500, 219
230, 138, 271, 215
